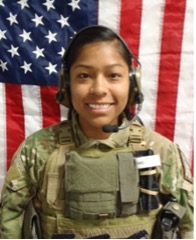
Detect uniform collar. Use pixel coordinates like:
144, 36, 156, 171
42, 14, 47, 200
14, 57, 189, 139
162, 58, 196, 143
71, 111, 130, 149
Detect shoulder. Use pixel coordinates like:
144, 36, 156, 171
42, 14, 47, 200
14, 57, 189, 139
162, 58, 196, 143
142, 125, 177, 158
12, 120, 72, 169
142, 125, 193, 191
23, 120, 71, 150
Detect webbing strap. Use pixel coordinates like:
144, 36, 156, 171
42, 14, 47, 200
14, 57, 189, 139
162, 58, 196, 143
59, 121, 73, 145
140, 169, 157, 176
127, 121, 148, 152
46, 144, 73, 206
140, 188, 158, 196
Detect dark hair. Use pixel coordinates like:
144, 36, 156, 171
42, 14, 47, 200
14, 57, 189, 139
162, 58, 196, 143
63, 25, 132, 70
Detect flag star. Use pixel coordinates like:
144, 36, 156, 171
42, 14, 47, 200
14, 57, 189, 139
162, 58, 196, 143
45, 30, 57, 43
43, 0, 55, 11
58, 47, 65, 57
0, 60, 8, 72
57, 15, 69, 28
21, 61, 32, 74
33, 46, 45, 59
7, 45, 19, 57
19, 29, 32, 42
6, 13, 18, 26
45, 62, 57, 74
70, 31, 77, 40
17, 0, 29, 9
31, 14, 44, 27
0, 0, 5, 7
68, 0, 81, 11
0, 29, 7, 40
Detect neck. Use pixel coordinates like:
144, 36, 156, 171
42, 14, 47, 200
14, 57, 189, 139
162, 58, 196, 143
80, 124, 112, 140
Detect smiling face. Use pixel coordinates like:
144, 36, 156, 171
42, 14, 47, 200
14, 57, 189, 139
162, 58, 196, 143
70, 40, 130, 139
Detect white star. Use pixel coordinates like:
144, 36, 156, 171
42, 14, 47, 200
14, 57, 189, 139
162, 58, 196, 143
20, 61, 32, 74
0, 29, 7, 40
45, 30, 57, 43
45, 62, 57, 74
58, 47, 65, 57
68, 0, 81, 11
0, 60, 8, 72
57, 15, 69, 28
43, 0, 55, 11
31, 14, 44, 27
7, 45, 20, 57
17, 0, 29, 9
33, 46, 45, 59
0, 0, 5, 7
6, 13, 18, 26
19, 29, 31, 42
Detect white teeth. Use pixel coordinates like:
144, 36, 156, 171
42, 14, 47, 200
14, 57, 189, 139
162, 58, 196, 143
89, 104, 110, 109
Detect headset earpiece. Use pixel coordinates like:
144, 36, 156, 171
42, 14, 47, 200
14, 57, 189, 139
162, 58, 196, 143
55, 65, 71, 108
128, 65, 144, 106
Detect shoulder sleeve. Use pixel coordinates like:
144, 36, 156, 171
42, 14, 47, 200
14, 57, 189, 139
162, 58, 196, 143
0, 141, 36, 238
142, 127, 193, 238
0, 125, 57, 238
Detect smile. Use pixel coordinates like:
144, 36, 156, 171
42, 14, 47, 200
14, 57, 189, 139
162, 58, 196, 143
88, 104, 111, 109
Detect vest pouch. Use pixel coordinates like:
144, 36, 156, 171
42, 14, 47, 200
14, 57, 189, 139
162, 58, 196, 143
117, 152, 139, 216
65, 151, 119, 220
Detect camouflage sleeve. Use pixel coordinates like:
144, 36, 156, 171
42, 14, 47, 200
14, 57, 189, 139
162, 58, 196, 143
175, 146, 193, 239
0, 125, 56, 238
160, 143, 194, 239
0, 141, 39, 239
143, 127, 193, 238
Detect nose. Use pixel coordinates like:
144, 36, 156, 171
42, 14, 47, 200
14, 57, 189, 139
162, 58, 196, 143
89, 75, 107, 96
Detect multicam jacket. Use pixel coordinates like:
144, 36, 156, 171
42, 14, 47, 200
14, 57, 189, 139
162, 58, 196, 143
0, 115, 193, 239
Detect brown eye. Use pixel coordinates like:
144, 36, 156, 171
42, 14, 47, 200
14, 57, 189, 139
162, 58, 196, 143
109, 73, 121, 79
79, 73, 91, 78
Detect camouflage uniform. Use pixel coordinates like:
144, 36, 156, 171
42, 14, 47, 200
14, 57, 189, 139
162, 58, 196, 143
0, 114, 193, 239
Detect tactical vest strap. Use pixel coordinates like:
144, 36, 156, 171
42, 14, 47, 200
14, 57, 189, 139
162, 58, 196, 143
39, 208, 161, 239
59, 121, 73, 145
127, 121, 147, 151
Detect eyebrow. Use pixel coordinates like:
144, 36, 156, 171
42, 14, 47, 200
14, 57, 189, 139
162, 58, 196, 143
73, 63, 125, 69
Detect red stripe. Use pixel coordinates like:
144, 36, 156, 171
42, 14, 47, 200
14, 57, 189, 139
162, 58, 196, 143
155, 0, 186, 140
119, 0, 142, 57
6, 83, 25, 169
40, 86, 61, 128
119, 0, 142, 115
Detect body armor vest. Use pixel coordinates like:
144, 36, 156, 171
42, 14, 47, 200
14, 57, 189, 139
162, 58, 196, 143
34, 121, 161, 239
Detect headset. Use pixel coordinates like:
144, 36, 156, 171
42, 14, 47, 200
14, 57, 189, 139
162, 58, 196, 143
56, 25, 144, 110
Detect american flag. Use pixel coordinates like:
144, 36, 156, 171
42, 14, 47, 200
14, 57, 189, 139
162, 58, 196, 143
0, 0, 194, 190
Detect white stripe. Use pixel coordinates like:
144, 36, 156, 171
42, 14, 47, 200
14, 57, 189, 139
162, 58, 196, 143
174, 0, 194, 165
0, 83, 6, 191
139, 0, 165, 130
98, 0, 121, 32
22, 85, 42, 137
60, 105, 68, 121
